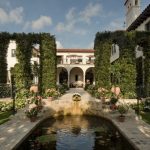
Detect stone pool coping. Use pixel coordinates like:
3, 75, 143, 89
104, 112, 150, 150
0, 108, 150, 150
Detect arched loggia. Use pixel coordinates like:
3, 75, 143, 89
70, 67, 83, 88
57, 67, 68, 84
85, 67, 94, 84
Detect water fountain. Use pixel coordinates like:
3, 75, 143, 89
72, 93, 82, 115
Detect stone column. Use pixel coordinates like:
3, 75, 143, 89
63, 55, 66, 64
83, 70, 86, 88
57, 70, 59, 85
68, 70, 70, 87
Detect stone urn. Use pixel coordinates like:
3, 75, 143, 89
47, 97, 53, 101
30, 85, 38, 93
111, 86, 120, 96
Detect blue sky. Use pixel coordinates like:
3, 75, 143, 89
0, 0, 149, 48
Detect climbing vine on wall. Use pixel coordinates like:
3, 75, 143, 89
13, 33, 32, 89
40, 33, 57, 93
0, 32, 57, 97
94, 36, 111, 89
0, 32, 10, 83
94, 31, 149, 98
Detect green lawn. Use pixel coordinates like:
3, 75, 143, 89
0, 111, 12, 125
140, 112, 150, 125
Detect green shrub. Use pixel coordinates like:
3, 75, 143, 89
84, 84, 90, 90
87, 84, 95, 96
94, 31, 150, 98
110, 97, 118, 104
118, 104, 129, 116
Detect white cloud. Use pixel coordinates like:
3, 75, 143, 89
0, 8, 8, 23
9, 7, 24, 24
56, 8, 76, 33
108, 18, 124, 31
56, 41, 63, 49
56, 2, 102, 35
31, 16, 52, 30
80, 3, 102, 23
24, 16, 52, 30
0, 7, 23, 24
66, 7, 76, 21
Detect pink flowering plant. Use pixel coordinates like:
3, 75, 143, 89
25, 106, 39, 118
45, 88, 60, 98
25, 95, 43, 119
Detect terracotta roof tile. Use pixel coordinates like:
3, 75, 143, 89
57, 49, 95, 53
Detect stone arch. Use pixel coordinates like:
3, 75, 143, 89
85, 67, 94, 84
70, 67, 84, 88
57, 67, 68, 84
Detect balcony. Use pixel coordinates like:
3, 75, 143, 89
70, 59, 83, 64
86, 60, 94, 64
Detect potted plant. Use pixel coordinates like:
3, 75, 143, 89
25, 107, 39, 122
45, 88, 56, 100
118, 104, 129, 122
27, 96, 43, 111
110, 97, 118, 110
97, 87, 108, 104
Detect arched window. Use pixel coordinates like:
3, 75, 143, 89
110, 43, 120, 63
111, 44, 119, 56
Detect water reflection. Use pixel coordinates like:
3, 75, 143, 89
17, 116, 135, 150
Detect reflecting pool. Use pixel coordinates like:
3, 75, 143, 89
17, 116, 135, 150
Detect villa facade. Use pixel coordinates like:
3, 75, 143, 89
6, 41, 95, 87
57, 49, 95, 87
7, 40, 40, 84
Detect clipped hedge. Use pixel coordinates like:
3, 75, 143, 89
0, 32, 10, 83
94, 37, 111, 89
39, 33, 57, 93
94, 31, 150, 98
0, 32, 57, 96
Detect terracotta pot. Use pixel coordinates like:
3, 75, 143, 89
48, 97, 53, 101
30, 85, 38, 93
111, 86, 120, 96
30, 117, 37, 122
110, 104, 117, 110
38, 105, 43, 111
118, 115, 125, 122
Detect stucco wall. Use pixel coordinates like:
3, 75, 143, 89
136, 17, 150, 31
7, 40, 18, 71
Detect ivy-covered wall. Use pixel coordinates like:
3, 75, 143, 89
94, 32, 111, 89
40, 33, 57, 93
0, 32, 57, 95
0, 33, 10, 83
94, 31, 150, 98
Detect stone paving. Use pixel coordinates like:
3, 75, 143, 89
107, 111, 150, 150
0, 88, 150, 150
0, 98, 12, 102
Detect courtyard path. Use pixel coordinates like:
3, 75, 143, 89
59, 88, 96, 101
0, 88, 150, 150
